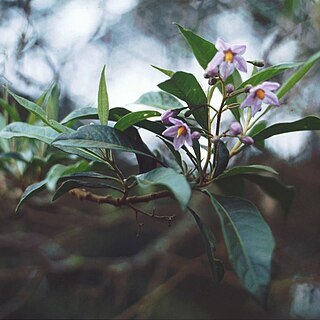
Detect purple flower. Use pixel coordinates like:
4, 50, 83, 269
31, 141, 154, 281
162, 118, 192, 150
161, 109, 178, 124
205, 38, 247, 80
240, 81, 280, 116
241, 136, 254, 145
229, 122, 243, 136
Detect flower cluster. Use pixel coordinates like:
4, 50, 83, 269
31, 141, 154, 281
161, 38, 281, 151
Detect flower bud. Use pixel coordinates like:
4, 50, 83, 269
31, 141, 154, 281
226, 83, 234, 94
229, 121, 242, 136
249, 60, 265, 67
241, 136, 254, 145
161, 109, 177, 124
244, 84, 253, 93
213, 136, 220, 143
208, 77, 217, 86
191, 131, 201, 140
204, 66, 219, 79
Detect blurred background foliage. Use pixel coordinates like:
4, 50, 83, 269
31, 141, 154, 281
0, 0, 320, 319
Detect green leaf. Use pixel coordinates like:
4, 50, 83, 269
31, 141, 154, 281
217, 165, 278, 179
277, 50, 320, 99
203, 191, 275, 303
243, 174, 294, 215
213, 141, 229, 178
110, 107, 166, 136
114, 110, 161, 131
130, 167, 191, 211
58, 171, 115, 182
60, 107, 99, 124
151, 65, 174, 77
0, 122, 59, 144
237, 62, 302, 90
97, 65, 109, 125
188, 207, 224, 282
16, 180, 47, 212
45, 83, 60, 121
52, 179, 122, 201
9, 89, 48, 124
252, 116, 320, 142
158, 71, 208, 129
52, 124, 157, 164
45, 161, 90, 191
175, 23, 217, 69
135, 91, 184, 110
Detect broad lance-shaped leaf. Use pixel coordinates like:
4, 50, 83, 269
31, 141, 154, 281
277, 50, 320, 99
52, 124, 157, 173
175, 24, 217, 69
135, 91, 184, 110
53, 180, 122, 201
216, 165, 278, 179
8, 89, 48, 124
236, 62, 302, 90
60, 107, 99, 124
252, 116, 320, 142
98, 65, 109, 125
130, 167, 191, 211
203, 191, 275, 303
52, 124, 153, 157
0, 122, 59, 144
151, 65, 174, 77
114, 110, 160, 131
16, 180, 47, 212
45, 161, 91, 191
188, 207, 224, 282
158, 71, 208, 129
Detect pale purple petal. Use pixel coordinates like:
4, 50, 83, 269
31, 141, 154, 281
240, 93, 256, 108
233, 55, 247, 73
185, 132, 193, 146
263, 91, 280, 106
242, 136, 254, 145
173, 135, 185, 150
162, 126, 178, 137
249, 84, 263, 94
231, 44, 246, 55
251, 100, 263, 116
219, 61, 234, 80
205, 52, 224, 75
161, 110, 177, 124
261, 81, 280, 91
168, 117, 184, 126
215, 38, 229, 51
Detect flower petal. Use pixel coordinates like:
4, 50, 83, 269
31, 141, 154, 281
173, 135, 185, 150
162, 126, 178, 138
240, 92, 256, 108
215, 38, 229, 51
231, 44, 246, 55
261, 81, 280, 91
234, 55, 247, 73
219, 61, 234, 80
205, 52, 224, 75
263, 91, 280, 106
251, 100, 263, 116
168, 117, 184, 126
185, 132, 193, 146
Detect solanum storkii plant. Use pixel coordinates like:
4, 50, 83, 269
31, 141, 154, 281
1, 24, 320, 305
